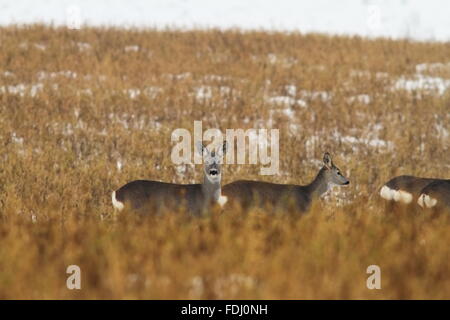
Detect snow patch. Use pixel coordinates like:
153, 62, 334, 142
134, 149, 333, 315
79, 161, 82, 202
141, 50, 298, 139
124, 45, 140, 52
393, 75, 450, 95
348, 94, 372, 104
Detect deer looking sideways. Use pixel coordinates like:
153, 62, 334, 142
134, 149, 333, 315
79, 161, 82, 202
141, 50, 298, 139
222, 152, 350, 213
112, 141, 227, 215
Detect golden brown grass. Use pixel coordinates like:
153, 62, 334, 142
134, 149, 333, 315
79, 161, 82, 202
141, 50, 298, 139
0, 25, 449, 299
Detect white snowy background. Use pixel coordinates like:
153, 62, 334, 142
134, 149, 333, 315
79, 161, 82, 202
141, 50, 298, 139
0, 0, 449, 41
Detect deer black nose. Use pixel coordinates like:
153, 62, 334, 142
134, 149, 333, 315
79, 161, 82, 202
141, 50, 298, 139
209, 169, 218, 176
344, 181, 350, 185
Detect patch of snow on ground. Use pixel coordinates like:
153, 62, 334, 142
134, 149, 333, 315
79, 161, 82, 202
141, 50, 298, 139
34, 43, 46, 50
350, 70, 390, 79
298, 90, 332, 102
265, 86, 308, 108
123, 87, 162, 99
266, 96, 294, 106
195, 86, 213, 100
333, 131, 394, 150
213, 274, 256, 299
193, 85, 236, 101
284, 85, 297, 96
265, 54, 297, 67
0, 83, 44, 97
126, 89, 141, 99
144, 86, 163, 98
78, 88, 93, 96
37, 70, 77, 80
11, 132, 24, 145
305, 135, 321, 158
76, 42, 91, 51
163, 72, 192, 81
116, 160, 123, 171
124, 45, 139, 52
347, 94, 372, 104
393, 75, 450, 95
202, 74, 231, 82
435, 122, 449, 140
2, 71, 14, 78
415, 62, 450, 73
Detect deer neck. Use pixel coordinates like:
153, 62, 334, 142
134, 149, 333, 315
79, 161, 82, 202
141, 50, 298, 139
202, 174, 222, 202
306, 167, 330, 198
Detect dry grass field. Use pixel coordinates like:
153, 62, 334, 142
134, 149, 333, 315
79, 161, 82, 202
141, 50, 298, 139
0, 25, 449, 299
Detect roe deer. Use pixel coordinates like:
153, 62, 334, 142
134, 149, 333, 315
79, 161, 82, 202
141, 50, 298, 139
222, 152, 349, 213
417, 179, 450, 211
379, 175, 447, 205
112, 141, 227, 215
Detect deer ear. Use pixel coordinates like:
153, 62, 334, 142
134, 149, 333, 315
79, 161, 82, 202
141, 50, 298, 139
196, 141, 207, 156
323, 152, 333, 169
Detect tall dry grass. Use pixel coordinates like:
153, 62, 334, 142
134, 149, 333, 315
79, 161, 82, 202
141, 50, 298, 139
0, 25, 449, 299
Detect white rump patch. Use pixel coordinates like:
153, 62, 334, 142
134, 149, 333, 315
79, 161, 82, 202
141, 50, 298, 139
112, 191, 124, 211
418, 194, 437, 208
218, 195, 228, 207
417, 194, 425, 208
393, 190, 413, 204
380, 185, 396, 200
